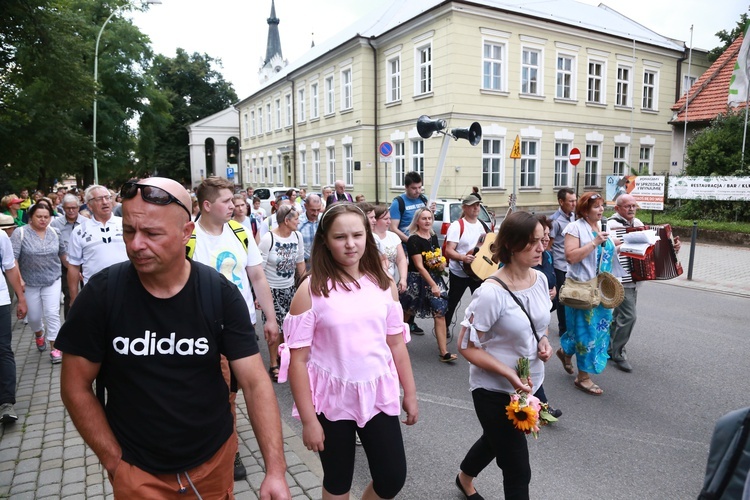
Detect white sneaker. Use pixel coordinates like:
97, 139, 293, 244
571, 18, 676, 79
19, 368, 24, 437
0, 403, 18, 423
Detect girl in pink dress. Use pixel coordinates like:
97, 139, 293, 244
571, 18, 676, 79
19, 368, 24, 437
278, 203, 418, 499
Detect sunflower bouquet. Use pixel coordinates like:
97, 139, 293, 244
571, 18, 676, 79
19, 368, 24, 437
422, 248, 447, 274
505, 357, 557, 438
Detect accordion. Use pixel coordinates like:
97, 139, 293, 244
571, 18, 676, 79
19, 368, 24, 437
623, 224, 683, 281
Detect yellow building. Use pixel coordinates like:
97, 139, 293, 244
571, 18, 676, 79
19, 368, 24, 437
237, 0, 701, 211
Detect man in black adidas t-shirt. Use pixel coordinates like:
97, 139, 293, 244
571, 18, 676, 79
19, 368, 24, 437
56, 178, 290, 499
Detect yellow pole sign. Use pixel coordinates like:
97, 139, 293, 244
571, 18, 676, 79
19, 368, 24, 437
510, 135, 521, 159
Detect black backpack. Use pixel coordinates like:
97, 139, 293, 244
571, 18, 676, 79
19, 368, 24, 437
698, 407, 750, 499
97, 261, 230, 405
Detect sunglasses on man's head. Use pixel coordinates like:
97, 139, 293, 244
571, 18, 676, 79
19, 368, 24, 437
120, 181, 192, 220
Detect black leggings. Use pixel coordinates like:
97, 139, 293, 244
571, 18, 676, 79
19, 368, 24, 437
460, 389, 531, 500
317, 412, 406, 498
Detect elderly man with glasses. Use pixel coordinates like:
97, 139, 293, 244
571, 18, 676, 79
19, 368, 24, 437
606, 193, 680, 372
51, 194, 86, 317
66, 185, 127, 306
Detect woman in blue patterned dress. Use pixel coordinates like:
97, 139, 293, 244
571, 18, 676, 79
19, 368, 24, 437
556, 192, 623, 395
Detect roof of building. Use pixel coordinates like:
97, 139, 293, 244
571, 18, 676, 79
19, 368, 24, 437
241, 0, 686, 101
670, 36, 746, 124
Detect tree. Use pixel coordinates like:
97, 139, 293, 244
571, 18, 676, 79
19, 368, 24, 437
0, 0, 157, 194
707, 13, 748, 63
137, 49, 238, 184
677, 111, 750, 222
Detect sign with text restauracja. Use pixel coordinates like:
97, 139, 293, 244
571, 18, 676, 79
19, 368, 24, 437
668, 176, 750, 201
606, 175, 665, 210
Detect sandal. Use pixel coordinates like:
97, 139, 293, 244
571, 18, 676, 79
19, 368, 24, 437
439, 352, 457, 363
556, 348, 574, 374
574, 378, 603, 396
269, 366, 279, 383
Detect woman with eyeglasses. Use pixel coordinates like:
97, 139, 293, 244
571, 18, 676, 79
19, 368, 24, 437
10, 203, 66, 363
556, 192, 623, 395
258, 205, 305, 382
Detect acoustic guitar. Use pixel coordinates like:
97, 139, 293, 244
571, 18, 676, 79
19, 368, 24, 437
463, 232, 497, 281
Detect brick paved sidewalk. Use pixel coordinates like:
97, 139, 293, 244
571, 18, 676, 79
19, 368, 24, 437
0, 315, 323, 500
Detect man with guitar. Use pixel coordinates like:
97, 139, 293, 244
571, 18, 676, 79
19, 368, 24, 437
442, 194, 491, 334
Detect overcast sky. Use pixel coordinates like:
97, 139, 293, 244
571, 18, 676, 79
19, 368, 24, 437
131, 0, 747, 99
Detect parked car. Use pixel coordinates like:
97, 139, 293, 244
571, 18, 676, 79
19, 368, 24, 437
254, 186, 298, 215
432, 198, 495, 248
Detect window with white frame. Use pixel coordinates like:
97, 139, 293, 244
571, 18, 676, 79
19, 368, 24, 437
520, 139, 538, 187
259, 157, 265, 183
416, 43, 432, 95
252, 158, 258, 183
638, 146, 652, 174
324, 75, 334, 114
250, 110, 256, 136
341, 68, 352, 110
297, 88, 306, 122
326, 147, 336, 185
587, 60, 604, 103
411, 139, 424, 178
257, 108, 263, 134
616, 66, 631, 107
393, 142, 405, 187
266, 103, 272, 132
277, 154, 283, 184
554, 142, 571, 187
310, 83, 319, 119
613, 145, 628, 175
482, 138, 504, 188
313, 149, 321, 185
584, 143, 600, 187
243, 113, 249, 137
244, 158, 250, 183
386, 55, 401, 103
299, 150, 307, 186
556, 54, 574, 99
285, 94, 292, 126
683, 75, 696, 95
344, 145, 353, 186
482, 41, 504, 91
521, 48, 540, 95
275, 99, 281, 129
642, 70, 657, 110
269, 155, 275, 184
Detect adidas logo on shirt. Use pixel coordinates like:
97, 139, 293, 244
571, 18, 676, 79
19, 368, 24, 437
113, 331, 209, 356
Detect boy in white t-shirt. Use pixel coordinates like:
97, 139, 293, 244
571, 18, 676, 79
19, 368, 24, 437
442, 194, 489, 335
192, 177, 279, 481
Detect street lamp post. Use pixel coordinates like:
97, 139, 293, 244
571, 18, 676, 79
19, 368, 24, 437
92, 0, 161, 186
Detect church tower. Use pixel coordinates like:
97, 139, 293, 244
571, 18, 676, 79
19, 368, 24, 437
258, 0, 288, 84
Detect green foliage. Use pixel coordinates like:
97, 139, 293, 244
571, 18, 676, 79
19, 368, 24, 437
685, 112, 746, 177
707, 13, 749, 63
0, 0, 157, 193
137, 49, 238, 184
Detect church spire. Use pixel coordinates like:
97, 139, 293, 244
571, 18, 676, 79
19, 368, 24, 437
258, 0, 288, 84
264, 0, 283, 66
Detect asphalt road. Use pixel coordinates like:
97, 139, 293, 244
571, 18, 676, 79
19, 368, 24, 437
267, 281, 748, 499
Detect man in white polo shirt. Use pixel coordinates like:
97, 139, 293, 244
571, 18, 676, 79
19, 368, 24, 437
67, 185, 127, 305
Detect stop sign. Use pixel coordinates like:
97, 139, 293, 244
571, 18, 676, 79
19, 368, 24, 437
569, 147, 581, 166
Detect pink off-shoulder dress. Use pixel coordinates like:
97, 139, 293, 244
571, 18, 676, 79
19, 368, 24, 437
278, 276, 410, 427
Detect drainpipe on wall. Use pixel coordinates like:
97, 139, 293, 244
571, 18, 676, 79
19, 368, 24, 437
368, 38, 379, 203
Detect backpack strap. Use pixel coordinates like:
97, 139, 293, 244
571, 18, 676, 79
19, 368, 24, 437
100, 261, 131, 406
395, 196, 405, 219
227, 219, 249, 252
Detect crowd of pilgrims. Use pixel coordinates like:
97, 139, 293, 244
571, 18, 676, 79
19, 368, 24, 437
2, 180, 615, 500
